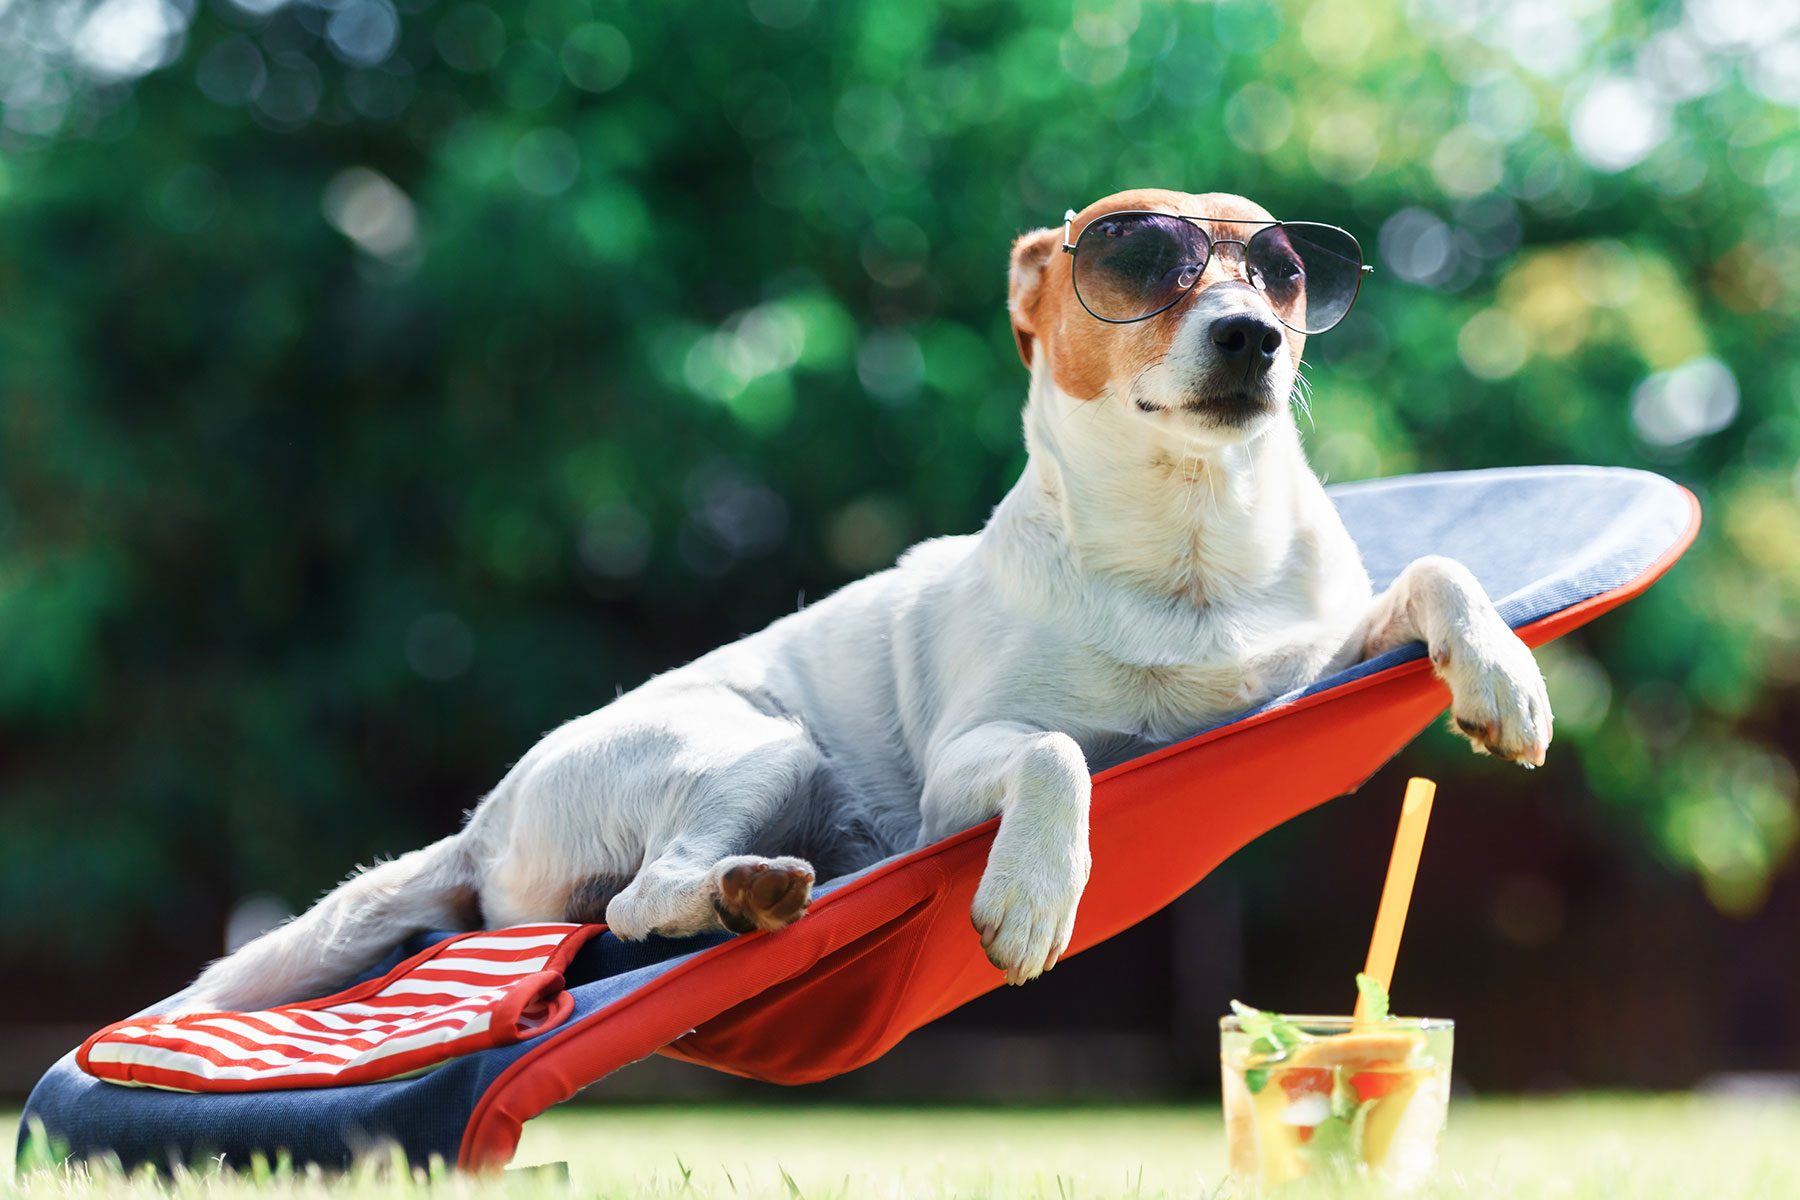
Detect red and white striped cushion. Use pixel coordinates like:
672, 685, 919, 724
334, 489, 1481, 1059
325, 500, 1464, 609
78, 924, 602, 1092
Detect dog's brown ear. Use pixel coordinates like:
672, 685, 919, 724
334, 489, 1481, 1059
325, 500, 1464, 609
1008, 227, 1060, 370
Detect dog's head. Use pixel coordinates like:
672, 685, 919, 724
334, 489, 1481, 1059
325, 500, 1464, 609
1009, 189, 1311, 447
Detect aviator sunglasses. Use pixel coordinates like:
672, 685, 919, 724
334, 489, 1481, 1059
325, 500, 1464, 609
1060, 209, 1373, 335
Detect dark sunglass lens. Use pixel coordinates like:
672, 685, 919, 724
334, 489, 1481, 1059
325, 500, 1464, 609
1248, 223, 1364, 334
1073, 213, 1209, 322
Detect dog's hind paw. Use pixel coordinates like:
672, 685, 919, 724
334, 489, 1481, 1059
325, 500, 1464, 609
711, 856, 814, 934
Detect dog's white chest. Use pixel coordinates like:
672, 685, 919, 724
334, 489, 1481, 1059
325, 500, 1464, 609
1098, 640, 1307, 743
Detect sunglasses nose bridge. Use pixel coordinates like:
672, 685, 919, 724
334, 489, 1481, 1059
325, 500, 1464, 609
1202, 238, 1251, 283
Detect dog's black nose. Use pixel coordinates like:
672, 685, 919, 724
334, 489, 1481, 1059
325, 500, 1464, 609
1210, 313, 1283, 368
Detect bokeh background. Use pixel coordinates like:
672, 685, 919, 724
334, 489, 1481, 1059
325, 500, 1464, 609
1, 0, 1797, 1099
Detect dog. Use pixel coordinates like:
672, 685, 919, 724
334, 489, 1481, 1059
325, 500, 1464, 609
181, 188, 1551, 1011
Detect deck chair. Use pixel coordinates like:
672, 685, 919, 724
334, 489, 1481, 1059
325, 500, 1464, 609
17, 465, 1699, 1173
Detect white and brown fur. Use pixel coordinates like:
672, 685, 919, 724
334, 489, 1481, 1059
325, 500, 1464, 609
179, 189, 1550, 1011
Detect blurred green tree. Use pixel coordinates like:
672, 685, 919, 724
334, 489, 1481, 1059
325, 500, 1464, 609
0, 0, 1795, 970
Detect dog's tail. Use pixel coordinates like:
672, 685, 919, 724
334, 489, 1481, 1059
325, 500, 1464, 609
177, 835, 478, 1013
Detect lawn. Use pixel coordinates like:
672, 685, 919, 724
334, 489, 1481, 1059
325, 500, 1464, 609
7, 1096, 1800, 1198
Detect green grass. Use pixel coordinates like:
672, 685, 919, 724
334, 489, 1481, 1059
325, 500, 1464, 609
7, 1096, 1800, 1198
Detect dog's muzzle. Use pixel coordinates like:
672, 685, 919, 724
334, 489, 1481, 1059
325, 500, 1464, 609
1179, 311, 1285, 425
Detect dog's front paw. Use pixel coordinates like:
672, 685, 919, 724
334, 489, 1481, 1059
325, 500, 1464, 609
1434, 624, 1553, 767
970, 841, 1090, 986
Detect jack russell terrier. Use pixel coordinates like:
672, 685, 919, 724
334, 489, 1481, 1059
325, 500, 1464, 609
183, 189, 1551, 1009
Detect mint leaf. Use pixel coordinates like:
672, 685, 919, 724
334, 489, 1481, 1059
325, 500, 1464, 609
1229, 998, 1265, 1023
1244, 1067, 1270, 1094
1230, 999, 1308, 1057
1355, 973, 1391, 1023
1229, 999, 1276, 1046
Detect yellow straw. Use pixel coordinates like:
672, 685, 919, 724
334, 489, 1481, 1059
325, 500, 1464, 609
1354, 777, 1437, 1024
